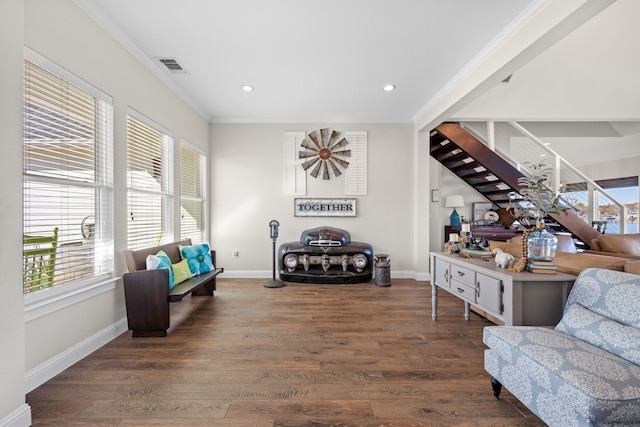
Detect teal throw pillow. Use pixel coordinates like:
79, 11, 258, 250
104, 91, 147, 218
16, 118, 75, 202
146, 250, 175, 289
180, 243, 214, 276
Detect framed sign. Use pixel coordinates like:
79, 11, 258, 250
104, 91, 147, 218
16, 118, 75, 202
295, 198, 356, 217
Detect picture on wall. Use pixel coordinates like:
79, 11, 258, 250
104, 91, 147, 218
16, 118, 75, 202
472, 202, 495, 224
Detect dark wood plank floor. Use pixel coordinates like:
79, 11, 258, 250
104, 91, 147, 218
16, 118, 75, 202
27, 278, 545, 426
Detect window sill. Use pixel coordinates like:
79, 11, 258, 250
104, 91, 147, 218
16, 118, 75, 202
25, 274, 119, 321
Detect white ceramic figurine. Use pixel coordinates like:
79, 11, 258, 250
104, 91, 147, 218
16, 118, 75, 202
492, 248, 515, 269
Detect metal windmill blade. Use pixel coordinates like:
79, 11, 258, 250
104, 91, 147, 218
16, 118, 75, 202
332, 149, 351, 158
301, 157, 320, 171
300, 138, 319, 151
328, 158, 343, 177
299, 150, 318, 159
331, 156, 350, 170
327, 130, 340, 147
309, 160, 322, 178
320, 128, 330, 147
307, 130, 321, 149
329, 137, 349, 151
322, 160, 330, 180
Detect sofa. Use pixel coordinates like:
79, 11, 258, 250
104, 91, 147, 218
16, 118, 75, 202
484, 268, 640, 426
586, 233, 640, 260
490, 234, 637, 276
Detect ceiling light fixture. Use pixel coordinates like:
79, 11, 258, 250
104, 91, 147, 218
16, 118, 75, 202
383, 84, 396, 92
241, 85, 254, 92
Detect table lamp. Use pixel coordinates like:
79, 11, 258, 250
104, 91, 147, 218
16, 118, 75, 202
445, 195, 464, 227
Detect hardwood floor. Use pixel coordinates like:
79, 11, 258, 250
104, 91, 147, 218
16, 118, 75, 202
27, 278, 545, 426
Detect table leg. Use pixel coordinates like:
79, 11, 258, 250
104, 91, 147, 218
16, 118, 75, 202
464, 301, 470, 320
431, 284, 438, 320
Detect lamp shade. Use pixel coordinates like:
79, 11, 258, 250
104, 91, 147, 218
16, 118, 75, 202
445, 195, 464, 208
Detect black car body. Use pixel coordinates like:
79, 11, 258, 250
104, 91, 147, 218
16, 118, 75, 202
278, 226, 373, 284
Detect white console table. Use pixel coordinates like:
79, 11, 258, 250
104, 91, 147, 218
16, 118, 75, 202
430, 252, 577, 326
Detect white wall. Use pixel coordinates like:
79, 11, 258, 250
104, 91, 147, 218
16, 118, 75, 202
210, 123, 419, 277
22, 0, 209, 386
0, 0, 30, 424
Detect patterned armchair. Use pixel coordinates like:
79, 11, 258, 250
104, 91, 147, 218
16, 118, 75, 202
484, 268, 640, 426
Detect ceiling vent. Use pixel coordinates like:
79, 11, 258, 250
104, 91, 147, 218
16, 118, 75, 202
157, 57, 188, 74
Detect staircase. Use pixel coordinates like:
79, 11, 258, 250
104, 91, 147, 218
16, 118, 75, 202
430, 122, 600, 246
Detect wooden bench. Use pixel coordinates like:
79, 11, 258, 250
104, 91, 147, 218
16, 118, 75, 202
123, 239, 223, 337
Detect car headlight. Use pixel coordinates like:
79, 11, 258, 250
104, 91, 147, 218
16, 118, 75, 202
352, 253, 368, 271
284, 254, 299, 271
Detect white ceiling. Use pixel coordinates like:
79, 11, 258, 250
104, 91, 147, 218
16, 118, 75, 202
74, 0, 538, 123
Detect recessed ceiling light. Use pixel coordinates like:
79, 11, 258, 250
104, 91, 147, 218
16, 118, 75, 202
241, 85, 254, 92
383, 84, 396, 92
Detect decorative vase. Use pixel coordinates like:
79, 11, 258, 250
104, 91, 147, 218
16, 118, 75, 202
527, 221, 557, 261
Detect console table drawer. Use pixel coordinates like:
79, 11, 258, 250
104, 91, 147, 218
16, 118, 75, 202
451, 280, 476, 303
451, 264, 474, 286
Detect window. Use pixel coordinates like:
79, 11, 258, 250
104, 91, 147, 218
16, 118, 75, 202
180, 142, 206, 244
23, 56, 114, 295
344, 131, 367, 196
126, 111, 174, 249
284, 131, 306, 196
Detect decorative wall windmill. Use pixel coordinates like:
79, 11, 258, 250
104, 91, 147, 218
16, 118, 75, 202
299, 128, 351, 180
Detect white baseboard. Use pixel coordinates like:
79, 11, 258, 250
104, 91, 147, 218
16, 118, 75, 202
25, 317, 128, 393
222, 270, 430, 282
0, 403, 31, 427
415, 272, 431, 282
222, 270, 272, 278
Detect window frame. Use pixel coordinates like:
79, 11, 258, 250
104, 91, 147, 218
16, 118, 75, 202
23, 49, 116, 317
126, 109, 174, 249
179, 140, 207, 244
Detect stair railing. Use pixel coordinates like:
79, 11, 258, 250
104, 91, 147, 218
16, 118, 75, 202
460, 121, 628, 234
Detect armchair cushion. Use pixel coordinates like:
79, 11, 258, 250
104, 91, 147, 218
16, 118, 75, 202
555, 302, 640, 365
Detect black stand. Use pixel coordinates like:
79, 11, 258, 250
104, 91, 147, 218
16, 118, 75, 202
265, 220, 285, 288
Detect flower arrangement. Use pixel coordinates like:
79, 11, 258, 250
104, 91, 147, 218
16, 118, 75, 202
511, 161, 575, 226
506, 161, 577, 270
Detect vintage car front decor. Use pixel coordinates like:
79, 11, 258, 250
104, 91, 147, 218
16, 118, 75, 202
278, 226, 373, 284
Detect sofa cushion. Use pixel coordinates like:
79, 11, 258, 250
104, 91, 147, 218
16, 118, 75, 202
597, 234, 640, 257
624, 261, 640, 275
556, 303, 640, 365
554, 253, 627, 275
484, 326, 640, 424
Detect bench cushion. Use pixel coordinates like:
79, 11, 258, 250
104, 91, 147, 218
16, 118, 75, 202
484, 326, 640, 424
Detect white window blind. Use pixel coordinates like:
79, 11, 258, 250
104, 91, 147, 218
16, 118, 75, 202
180, 142, 206, 244
345, 131, 367, 195
284, 131, 307, 195
23, 58, 114, 294
127, 112, 173, 249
